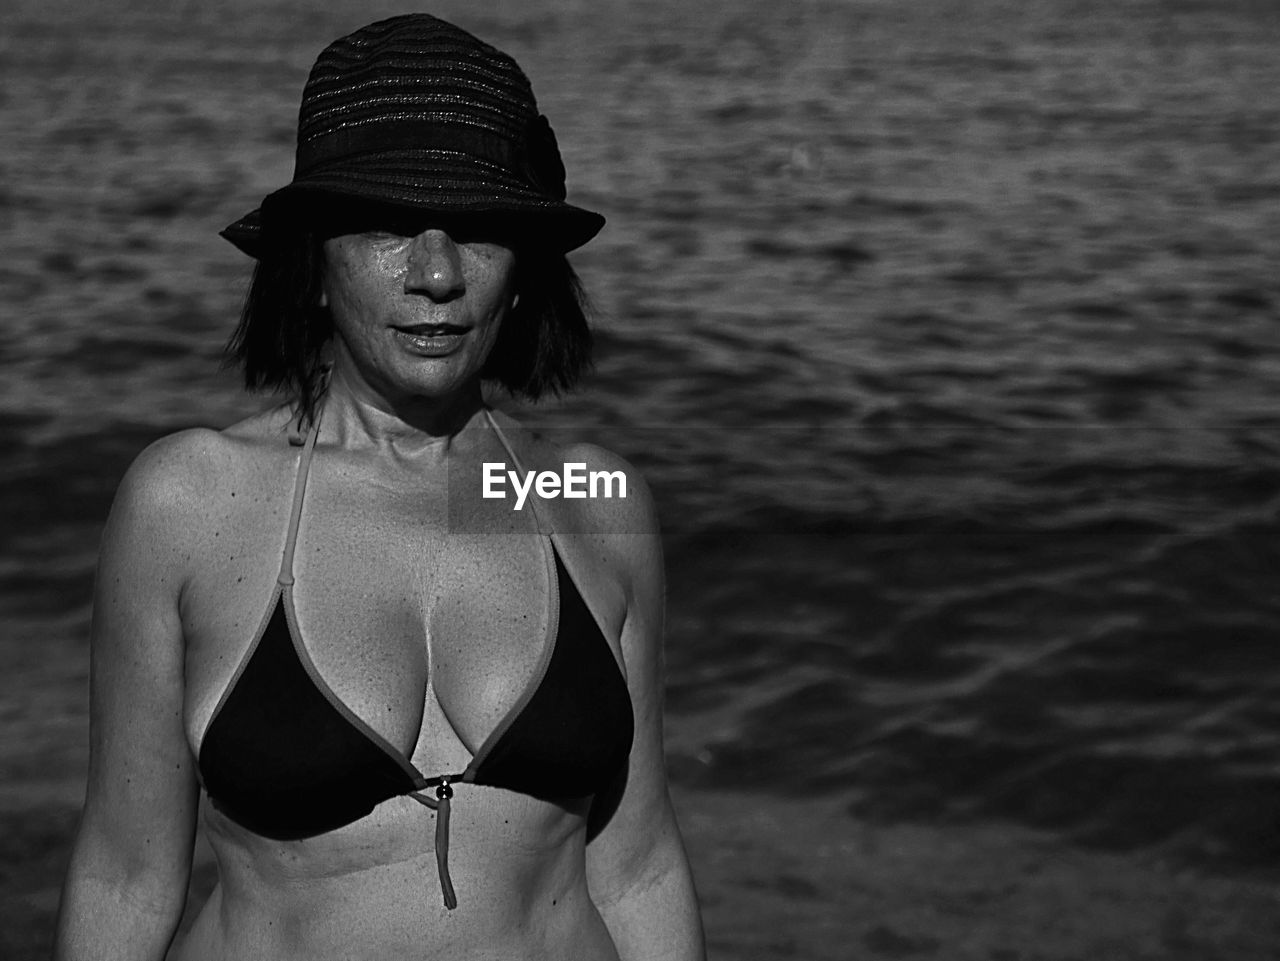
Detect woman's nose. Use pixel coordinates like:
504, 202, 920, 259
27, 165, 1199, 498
404, 229, 465, 300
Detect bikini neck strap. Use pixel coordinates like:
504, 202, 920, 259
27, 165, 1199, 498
278, 400, 324, 587
483, 409, 551, 535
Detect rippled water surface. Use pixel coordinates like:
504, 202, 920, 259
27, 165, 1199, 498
3, 0, 1280, 875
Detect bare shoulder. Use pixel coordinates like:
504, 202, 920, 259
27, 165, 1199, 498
114, 428, 231, 521
555, 440, 660, 540
91, 429, 230, 622
485, 409, 663, 587
109, 406, 290, 541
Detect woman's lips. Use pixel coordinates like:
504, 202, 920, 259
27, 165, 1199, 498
392, 324, 469, 356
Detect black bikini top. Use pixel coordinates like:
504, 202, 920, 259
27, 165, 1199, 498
196, 410, 634, 909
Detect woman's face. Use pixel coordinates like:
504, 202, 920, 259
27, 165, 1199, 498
321, 222, 517, 406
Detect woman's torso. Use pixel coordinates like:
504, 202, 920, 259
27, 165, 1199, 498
170, 405, 631, 961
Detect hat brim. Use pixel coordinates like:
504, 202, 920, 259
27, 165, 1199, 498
220, 154, 604, 258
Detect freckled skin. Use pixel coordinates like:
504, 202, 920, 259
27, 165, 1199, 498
321, 229, 517, 412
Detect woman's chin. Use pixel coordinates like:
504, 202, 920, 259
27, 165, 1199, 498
382, 362, 487, 410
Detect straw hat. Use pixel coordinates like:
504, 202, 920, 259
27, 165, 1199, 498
221, 14, 604, 257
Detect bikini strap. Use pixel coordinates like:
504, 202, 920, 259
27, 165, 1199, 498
277, 410, 322, 586
484, 409, 549, 535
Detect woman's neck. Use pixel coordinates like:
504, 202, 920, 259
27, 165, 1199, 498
318, 363, 489, 462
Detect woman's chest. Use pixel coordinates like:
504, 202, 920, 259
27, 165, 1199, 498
180, 476, 622, 770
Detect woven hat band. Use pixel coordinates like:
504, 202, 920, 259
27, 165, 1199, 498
296, 122, 519, 177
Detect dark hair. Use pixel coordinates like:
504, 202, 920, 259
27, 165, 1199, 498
225, 227, 594, 425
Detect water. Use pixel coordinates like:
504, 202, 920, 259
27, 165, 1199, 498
3, 0, 1280, 881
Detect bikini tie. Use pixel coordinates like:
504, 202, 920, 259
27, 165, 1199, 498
409, 774, 465, 910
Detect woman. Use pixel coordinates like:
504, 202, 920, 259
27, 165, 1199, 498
54, 14, 704, 961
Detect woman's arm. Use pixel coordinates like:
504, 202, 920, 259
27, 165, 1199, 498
54, 434, 209, 961
575, 446, 706, 961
